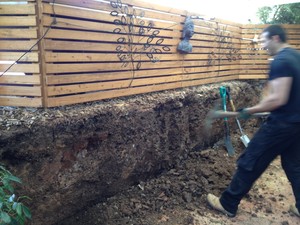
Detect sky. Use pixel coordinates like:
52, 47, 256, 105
142, 0, 300, 23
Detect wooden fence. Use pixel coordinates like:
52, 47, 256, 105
240, 24, 300, 80
0, 0, 300, 107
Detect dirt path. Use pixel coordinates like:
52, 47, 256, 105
58, 120, 300, 225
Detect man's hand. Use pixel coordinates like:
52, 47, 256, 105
238, 108, 251, 120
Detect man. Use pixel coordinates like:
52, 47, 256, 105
207, 24, 300, 218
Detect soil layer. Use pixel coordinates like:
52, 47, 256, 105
2, 80, 298, 225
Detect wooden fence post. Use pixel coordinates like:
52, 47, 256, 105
36, 0, 48, 108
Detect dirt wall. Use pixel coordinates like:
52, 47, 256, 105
0, 80, 266, 225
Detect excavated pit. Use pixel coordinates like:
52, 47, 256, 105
0, 80, 266, 225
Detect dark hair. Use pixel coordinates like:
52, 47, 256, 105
262, 25, 287, 42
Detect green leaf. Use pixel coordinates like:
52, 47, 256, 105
2, 179, 14, 193
0, 165, 7, 172
0, 189, 5, 197
14, 216, 25, 225
0, 211, 11, 223
7, 175, 21, 184
22, 205, 31, 219
16, 203, 22, 216
10, 217, 20, 225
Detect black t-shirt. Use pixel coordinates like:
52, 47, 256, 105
269, 47, 300, 122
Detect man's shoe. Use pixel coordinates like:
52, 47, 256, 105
290, 205, 300, 217
207, 193, 236, 218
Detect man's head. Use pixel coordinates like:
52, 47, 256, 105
260, 25, 287, 56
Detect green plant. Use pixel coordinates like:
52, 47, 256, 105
256, 3, 300, 24
0, 165, 31, 225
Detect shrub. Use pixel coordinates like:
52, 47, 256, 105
0, 165, 31, 225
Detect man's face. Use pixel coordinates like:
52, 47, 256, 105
260, 32, 277, 56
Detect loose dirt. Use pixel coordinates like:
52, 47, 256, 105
1, 81, 299, 225
58, 120, 300, 225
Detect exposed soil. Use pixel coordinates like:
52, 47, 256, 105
1, 80, 299, 225
58, 121, 300, 225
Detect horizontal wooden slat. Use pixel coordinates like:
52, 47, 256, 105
0, 52, 39, 62
240, 49, 265, 54
239, 75, 268, 79
0, 28, 37, 39
0, 16, 36, 26
43, 0, 126, 14
240, 57, 269, 62
43, 0, 185, 24
0, 40, 39, 50
45, 28, 178, 45
45, 52, 241, 63
240, 69, 268, 75
0, 64, 40, 73
191, 34, 241, 44
0, 85, 41, 96
193, 20, 241, 34
118, 0, 186, 16
243, 33, 300, 41
44, 26, 241, 47
0, 75, 40, 84
44, 39, 132, 52
243, 24, 300, 29
239, 60, 269, 64
283, 40, 299, 45
0, 97, 42, 107
45, 59, 240, 74
47, 75, 238, 107
46, 71, 133, 85
238, 64, 269, 70
124, 0, 239, 27
183, 65, 239, 73
42, 15, 180, 38
47, 70, 238, 96
240, 55, 268, 60
44, 39, 240, 54
0, 4, 36, 14
46, 65, 238, 85
42, 3, 181, 32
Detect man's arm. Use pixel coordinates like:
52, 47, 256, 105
246, 77, 293, 114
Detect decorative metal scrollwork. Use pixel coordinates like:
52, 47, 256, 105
110, 0, 171, 70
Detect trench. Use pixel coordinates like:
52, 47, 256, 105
0, 80, 266, 225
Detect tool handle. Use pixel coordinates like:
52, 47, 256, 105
226, 87, 236, 112
220, 86, 235, 156
210, 111, 270, 119
229, 100, 236, 112
226, 87, 245, 134
219, 86, 228, 120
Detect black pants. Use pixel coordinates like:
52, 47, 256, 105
220, 118, 300, 214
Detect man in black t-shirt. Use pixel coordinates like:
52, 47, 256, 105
207, 25, 300, 218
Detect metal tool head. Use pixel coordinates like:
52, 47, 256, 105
240, 135, 250, 147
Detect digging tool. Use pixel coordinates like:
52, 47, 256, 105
226, 87, 250, 147
219, 86, 235, 156
207, 110, 270, 120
